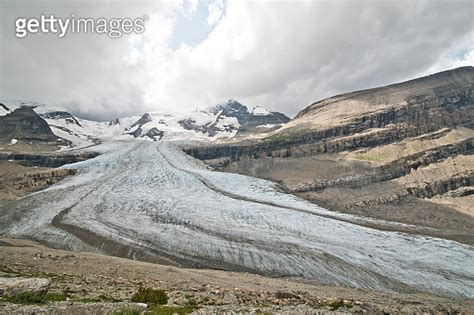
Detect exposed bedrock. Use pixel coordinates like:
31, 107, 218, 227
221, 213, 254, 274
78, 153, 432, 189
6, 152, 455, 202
183, 68, 474, 241
0, 152, 99, 168
185, 69, 473, 161
404, 172, 473, 199
288, 139, 473, 192
0, 167, 77, 201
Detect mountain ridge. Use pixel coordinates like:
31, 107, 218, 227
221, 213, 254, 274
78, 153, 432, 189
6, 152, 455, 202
0, 100, 290, 150
184, 67, 474, 244
295, 66, 473, 120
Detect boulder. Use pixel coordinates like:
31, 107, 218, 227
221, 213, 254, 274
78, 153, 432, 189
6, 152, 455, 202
0, 277, 51, 297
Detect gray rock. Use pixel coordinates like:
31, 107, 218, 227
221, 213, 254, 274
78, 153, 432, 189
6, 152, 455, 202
0, 277, 51, 297
275, 291, 300, 299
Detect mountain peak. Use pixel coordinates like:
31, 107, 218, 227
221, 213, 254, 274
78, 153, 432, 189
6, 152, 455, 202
0, 107, 60, 143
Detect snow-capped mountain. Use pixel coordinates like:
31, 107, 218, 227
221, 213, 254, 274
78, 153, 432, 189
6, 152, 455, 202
0, 103, 11, 116
0, 99, 290, 149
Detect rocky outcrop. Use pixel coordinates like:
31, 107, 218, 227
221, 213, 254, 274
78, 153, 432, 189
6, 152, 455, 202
128, 126, 164, 141
41, 111, 82, 126
0, 107, 61, 143
126, 113, 165, 140
268, 89, 472, 149
288, 138, 473, 192
179, 117, 237, 137
129, 113, 153, 130
213, 100, 290, 131
0, 277, 51, 297
405, 172, 473, 199
212, 100, 290, 125
0, 103, 11, 113
108, 118, 120, 126
1, 168, 77, 193
0, 152, 99, 168
144, 128, 164, 141
179, 100, 290, 137
185, 67, 474, 161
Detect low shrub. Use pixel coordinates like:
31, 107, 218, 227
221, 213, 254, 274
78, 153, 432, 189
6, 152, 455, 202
113, 308, 141, 315
131, 288, 168, 305
147, 305, 197, 315
4, 291, 67, 304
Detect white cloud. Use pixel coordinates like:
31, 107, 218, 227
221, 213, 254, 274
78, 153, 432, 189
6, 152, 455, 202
207, 0, 224, 26
143, 0, 474, 116
1, 0, 473, 120
187, 0, 199, 17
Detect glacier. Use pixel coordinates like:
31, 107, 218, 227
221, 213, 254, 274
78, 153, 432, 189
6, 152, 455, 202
1, 139, 473, 298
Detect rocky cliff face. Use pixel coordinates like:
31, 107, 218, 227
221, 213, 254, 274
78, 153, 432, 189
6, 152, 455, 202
212, 100, 290, 127
40, 111, 82, 127
185, 67, 474, 242
187, 67, 473, 158
0, 151, 100, 168
0, 107, 60, 143
0, 162, 77, 202
179, 100, 290, 137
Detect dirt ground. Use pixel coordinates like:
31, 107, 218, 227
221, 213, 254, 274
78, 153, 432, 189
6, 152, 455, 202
1, 238, 473, 314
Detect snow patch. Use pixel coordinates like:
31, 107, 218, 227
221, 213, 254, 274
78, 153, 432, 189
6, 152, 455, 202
252, 106, 271, 116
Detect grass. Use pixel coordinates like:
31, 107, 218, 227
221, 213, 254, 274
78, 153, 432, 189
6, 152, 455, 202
265, 130, 302, 146
147, 305, 198, 315
0, 263, 71, 282
355, 154, 380, 161
327, 299, 353, 311
73, 294, 122, 303
185, 297, 198, 307
3, 292, 67, 304
131, 288, 168, 305
113, 308, 141, 315
0, 265, 17, 274
127, 289, 198, 314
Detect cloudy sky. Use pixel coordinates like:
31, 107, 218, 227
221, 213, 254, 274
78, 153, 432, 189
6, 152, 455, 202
1, 0, 473, 120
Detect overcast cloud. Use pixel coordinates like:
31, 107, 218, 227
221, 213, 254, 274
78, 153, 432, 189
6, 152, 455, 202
1, 0, 473, 120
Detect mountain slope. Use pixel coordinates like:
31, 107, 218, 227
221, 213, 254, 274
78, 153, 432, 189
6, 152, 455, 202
271, 66, 472, 147
0, 107, 58, 143
0, 107, 71, 152
185, 67, 474, 242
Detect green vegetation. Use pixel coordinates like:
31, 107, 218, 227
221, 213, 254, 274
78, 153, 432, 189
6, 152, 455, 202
264, 130, 302, 146
185, 297, 198, 307
127, 289, 198, 314
327, 299, 353, 311
131, 288, 168, 305
3, 291, 67, 304
0, 263, 71, 282
45, 292, 69, 302
147, 305, 198, 315
0, 264, 16, 274
73, 294, 122, 303
113, 308, 141, 315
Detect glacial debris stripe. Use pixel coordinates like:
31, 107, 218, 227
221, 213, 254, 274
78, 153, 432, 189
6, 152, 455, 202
1, 139, 473, 298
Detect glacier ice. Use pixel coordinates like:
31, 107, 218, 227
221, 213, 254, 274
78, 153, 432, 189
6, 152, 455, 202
1, 139, 473, 297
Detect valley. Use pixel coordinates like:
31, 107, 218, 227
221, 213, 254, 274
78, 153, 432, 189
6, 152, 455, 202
0, 67, 473, 313
1, 139, 473, 299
